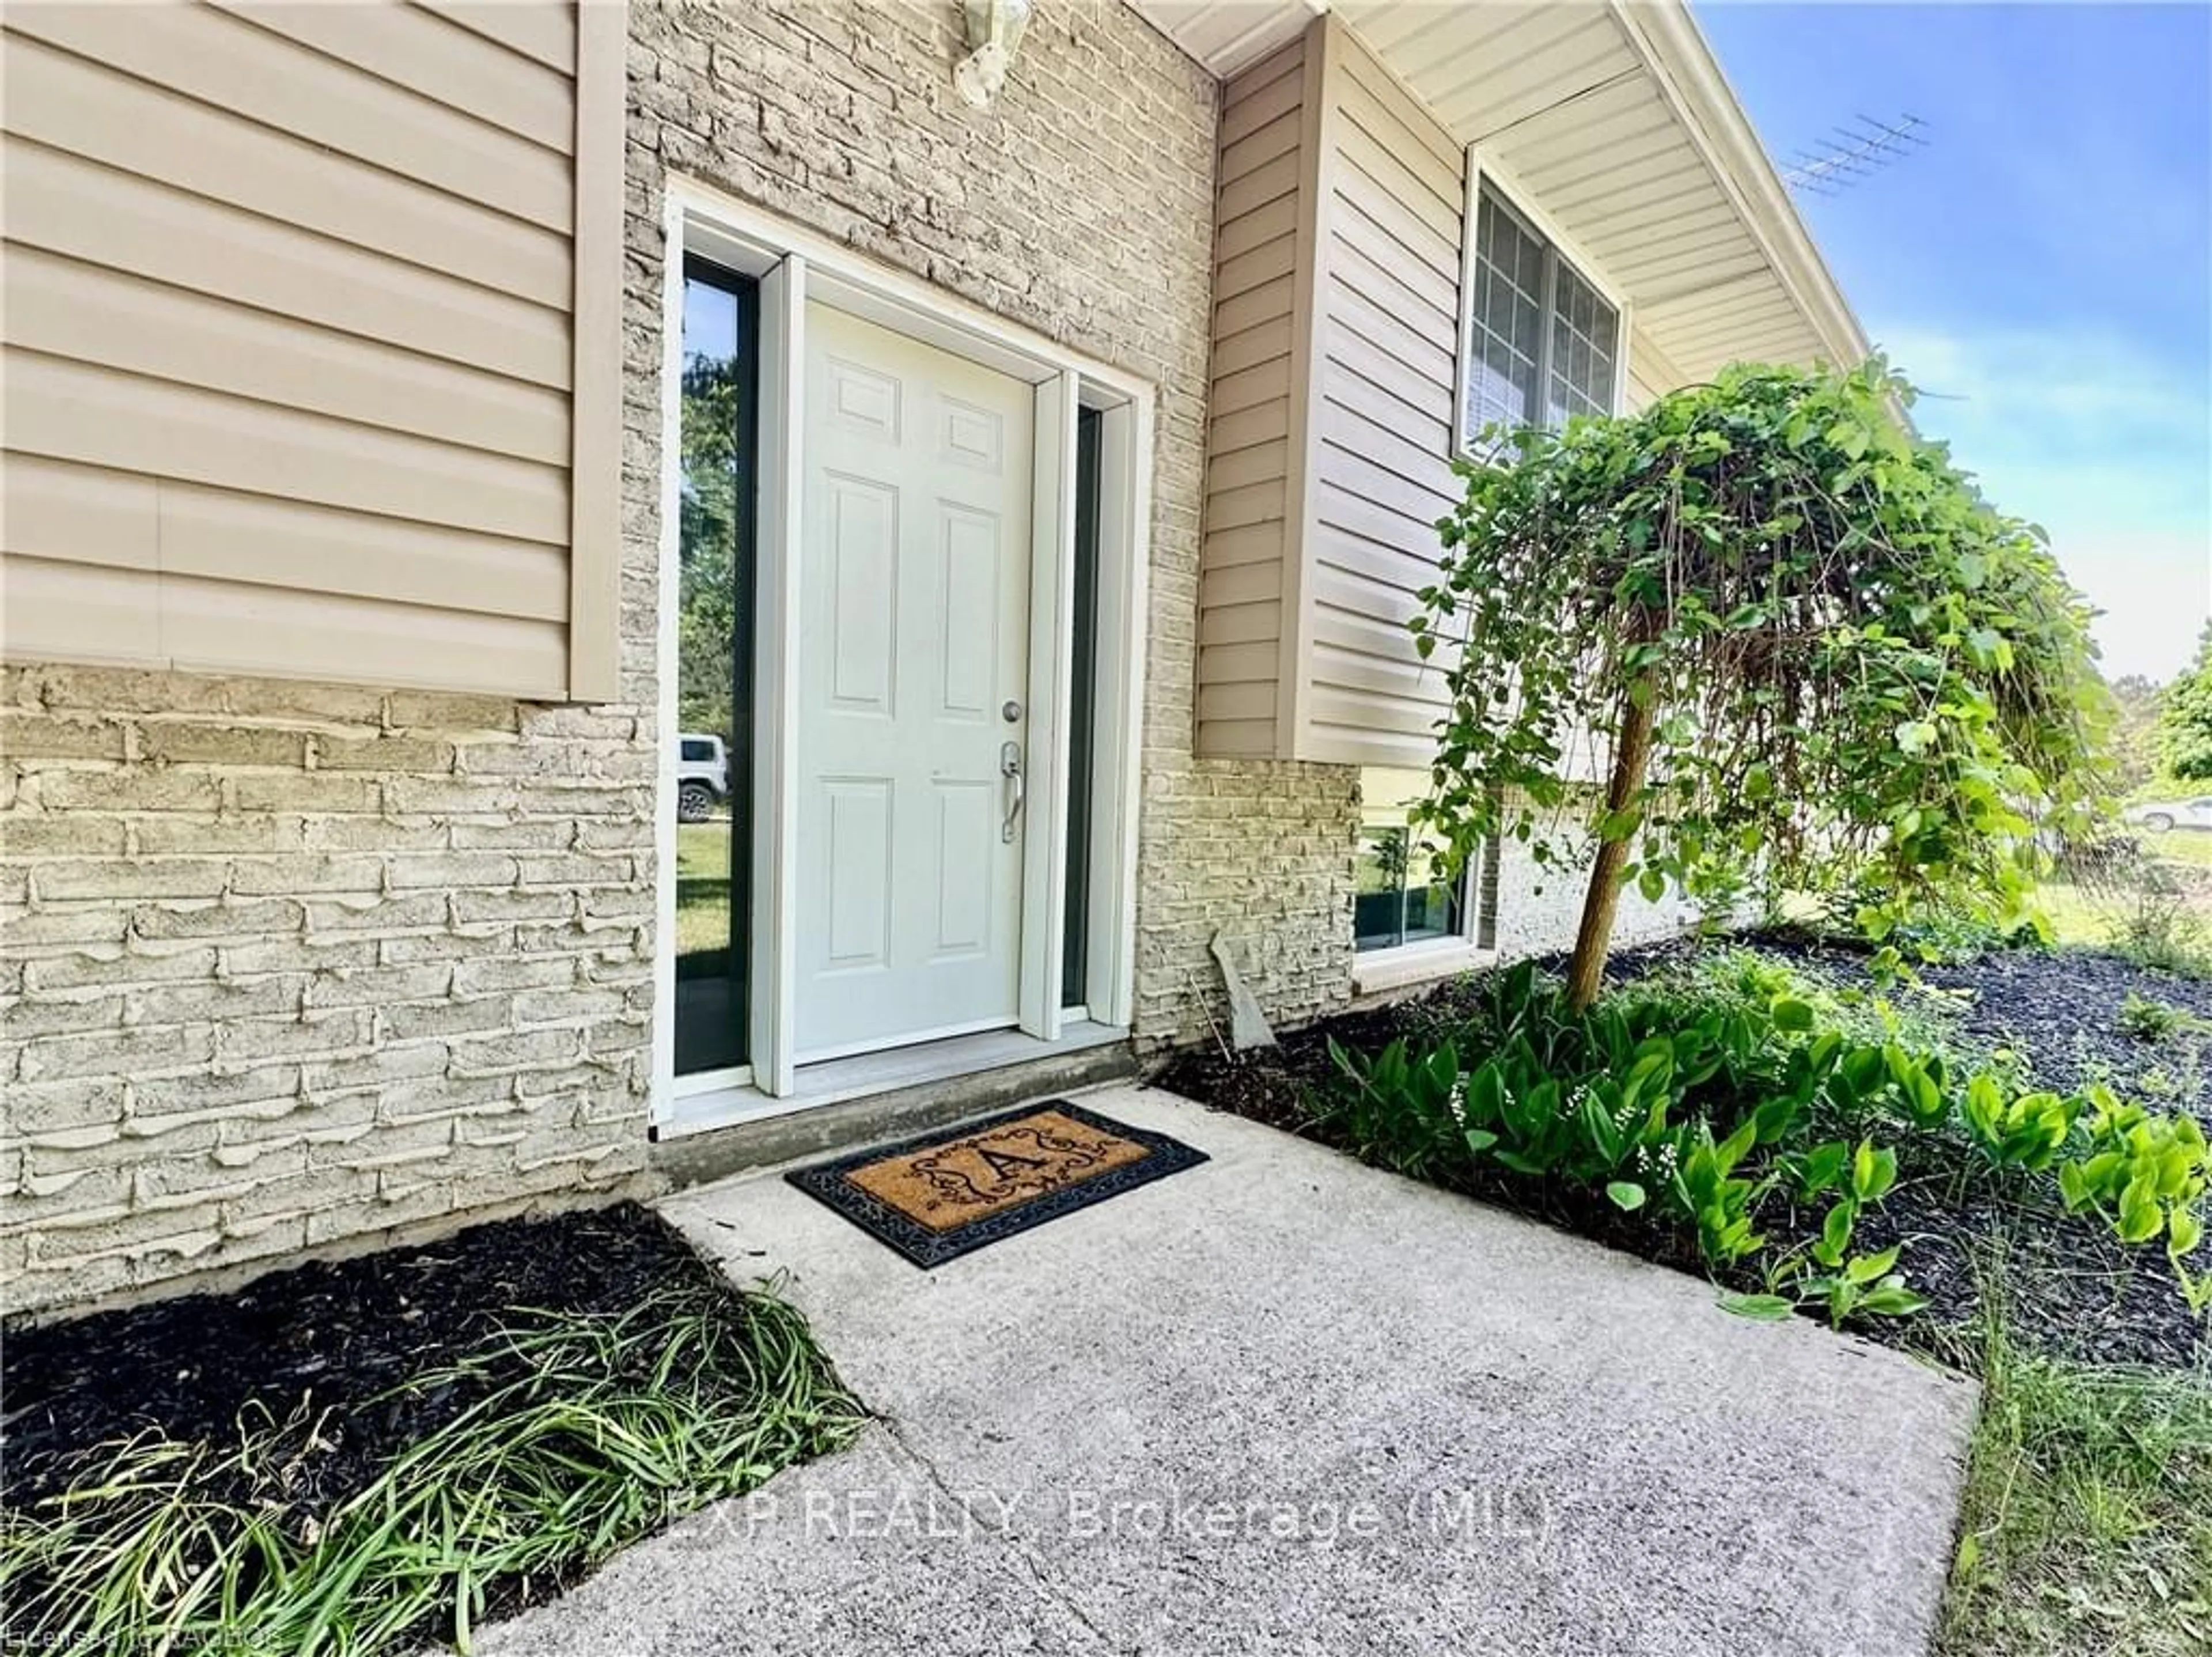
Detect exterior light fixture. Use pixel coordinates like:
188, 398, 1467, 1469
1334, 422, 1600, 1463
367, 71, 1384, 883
955, 0, 1031, 109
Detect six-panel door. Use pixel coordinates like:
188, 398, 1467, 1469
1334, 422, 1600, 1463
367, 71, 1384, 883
794, 304, 1036, 1060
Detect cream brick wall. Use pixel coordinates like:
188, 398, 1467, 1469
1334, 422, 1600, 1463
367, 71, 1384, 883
1, 1, 1362, 1314
0, 665, 657, 1314
624, 0, 1359, 1051
1493, 838, 1702, 963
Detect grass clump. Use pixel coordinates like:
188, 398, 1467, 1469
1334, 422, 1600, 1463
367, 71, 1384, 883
1941, 1318, 2212, 1657
0, 1283, 865, 1657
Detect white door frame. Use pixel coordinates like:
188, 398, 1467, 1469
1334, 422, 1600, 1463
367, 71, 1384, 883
652, 177, 1153, 1121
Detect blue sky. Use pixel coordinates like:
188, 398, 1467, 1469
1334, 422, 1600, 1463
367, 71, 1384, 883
1697, 0, 2212, 682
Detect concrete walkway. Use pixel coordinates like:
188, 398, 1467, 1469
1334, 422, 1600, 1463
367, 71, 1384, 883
482, 1085, 1978, 1657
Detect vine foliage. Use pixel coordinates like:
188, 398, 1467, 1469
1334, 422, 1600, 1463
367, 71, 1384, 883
1411, 360, 2113, 1008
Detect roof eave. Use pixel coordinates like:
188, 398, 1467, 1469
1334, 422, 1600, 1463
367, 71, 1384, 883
1608, 0, 1870, 368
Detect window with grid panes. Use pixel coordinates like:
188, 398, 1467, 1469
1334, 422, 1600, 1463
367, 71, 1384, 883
1460, 181, 1619, 451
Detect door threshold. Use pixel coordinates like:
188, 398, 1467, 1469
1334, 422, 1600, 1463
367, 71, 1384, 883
656, 1020, 1130, 1141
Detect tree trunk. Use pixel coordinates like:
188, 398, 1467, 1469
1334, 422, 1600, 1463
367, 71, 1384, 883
1565, 684, 1658, 1013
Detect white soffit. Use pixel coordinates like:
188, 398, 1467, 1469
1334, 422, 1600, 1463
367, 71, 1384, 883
1133, 0, 1868, 384
1133, 0, 1327, 77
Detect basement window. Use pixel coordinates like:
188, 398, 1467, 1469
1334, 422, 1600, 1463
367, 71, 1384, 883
1456, 176, 1622, 454
1354, 769, 1477, 955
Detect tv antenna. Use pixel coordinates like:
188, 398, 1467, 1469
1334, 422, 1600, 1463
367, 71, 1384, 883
1782, 114, 1930, 197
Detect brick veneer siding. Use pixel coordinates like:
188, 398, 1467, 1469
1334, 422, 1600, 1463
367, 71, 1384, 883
622, 0, 1359, 1050
0, 2, 1359, 1315
0, 667, 657, 1314
1492, 838, 1701, 963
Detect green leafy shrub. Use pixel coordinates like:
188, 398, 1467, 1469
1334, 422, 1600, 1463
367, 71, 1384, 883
1324, 963, 1921, 1323
1320, 957, 2211, 1329
2057, 1094, 2209, 1258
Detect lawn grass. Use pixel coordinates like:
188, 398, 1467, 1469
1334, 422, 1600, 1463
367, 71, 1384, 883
1939, 1315, 2212, 1657
675, 820, 733, 958
2143, 830, 2212, 869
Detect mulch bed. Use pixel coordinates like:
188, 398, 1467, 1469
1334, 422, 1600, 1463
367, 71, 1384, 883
1157, 938, 2211, 1375
2, 1202, 722, 1516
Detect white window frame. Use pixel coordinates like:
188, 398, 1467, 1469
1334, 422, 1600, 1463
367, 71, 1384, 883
1348, 773, 1493, 994
1452, 149, 1633, 463
651, 176, 1154, 1130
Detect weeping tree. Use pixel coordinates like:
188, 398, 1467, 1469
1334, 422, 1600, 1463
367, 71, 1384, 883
1412, 360, 2113, 1011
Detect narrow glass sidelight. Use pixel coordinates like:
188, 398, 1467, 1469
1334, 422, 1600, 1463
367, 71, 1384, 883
1061, 406, 1103, 1009
674, 260, 759, 1076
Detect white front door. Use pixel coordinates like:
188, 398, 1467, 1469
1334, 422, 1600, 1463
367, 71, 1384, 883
794, 304, 1036, 1060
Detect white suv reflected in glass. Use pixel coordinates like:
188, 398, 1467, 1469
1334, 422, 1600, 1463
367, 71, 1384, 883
675, 733, 729, 823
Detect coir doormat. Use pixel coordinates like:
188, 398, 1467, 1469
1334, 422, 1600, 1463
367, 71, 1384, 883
785, 1101, 1208, 1268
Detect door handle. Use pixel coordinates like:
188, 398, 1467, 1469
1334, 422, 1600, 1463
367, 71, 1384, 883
999, 741, 1024, 843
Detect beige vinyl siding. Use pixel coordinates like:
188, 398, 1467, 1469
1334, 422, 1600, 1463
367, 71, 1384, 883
1195, 14, 1466, 766
1193, 16, 1700, 768
1195, 36, 1313, 758
0, 1, 622, 699
1305, 20, 1464, 769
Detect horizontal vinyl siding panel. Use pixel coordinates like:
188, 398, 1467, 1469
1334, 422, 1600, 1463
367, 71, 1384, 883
1217, 148, 1304, 222
1, 2, 594, 696
429, 1, 577, 74
1204, 521, 1296, 572
4, 36, 572, 309
160, 576, 570, 697
1309, 626, 1457, 700
1320, 360, 1454, 457
2, 139, 573, 390
1324, 275, 1459, 399
1197, 681, 1283, 724
6, 351, 571, 547
1210, 321, 1296, 383
1316, 482, 1450, 570
1, 557, 165, 665
1205, 478, 1289, 533
1215, 274, 1299, 342
216, 2, 577, 152
1210, 396, 1292, 454
1216, 232, 1300, 305
3, 247, 571, 466
1201, 559, 1284, 610
5, 4, 571, 231
1198, 33, 1310, 761
1199, 718, 1282, 757
1301, 721, 1435, 770
1330, 193, 1459, 319
1219, 107, 1304, 186
1, 456, 161, 572
1334, 33, 1462, 177
1333, 74, 1461, 224
1218, 43, 1306, 145
157, 482, 571, 621
1200, 600, 1286, 649
1216, 192, 1301, 265
1209, 438, 1294, 496
1319, 323, 1455, 428
1309, 524, 1445, 609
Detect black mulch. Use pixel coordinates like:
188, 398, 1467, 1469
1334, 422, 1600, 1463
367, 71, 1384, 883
1, 1202, 725, 1517
1156, 939, 2211, 1375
